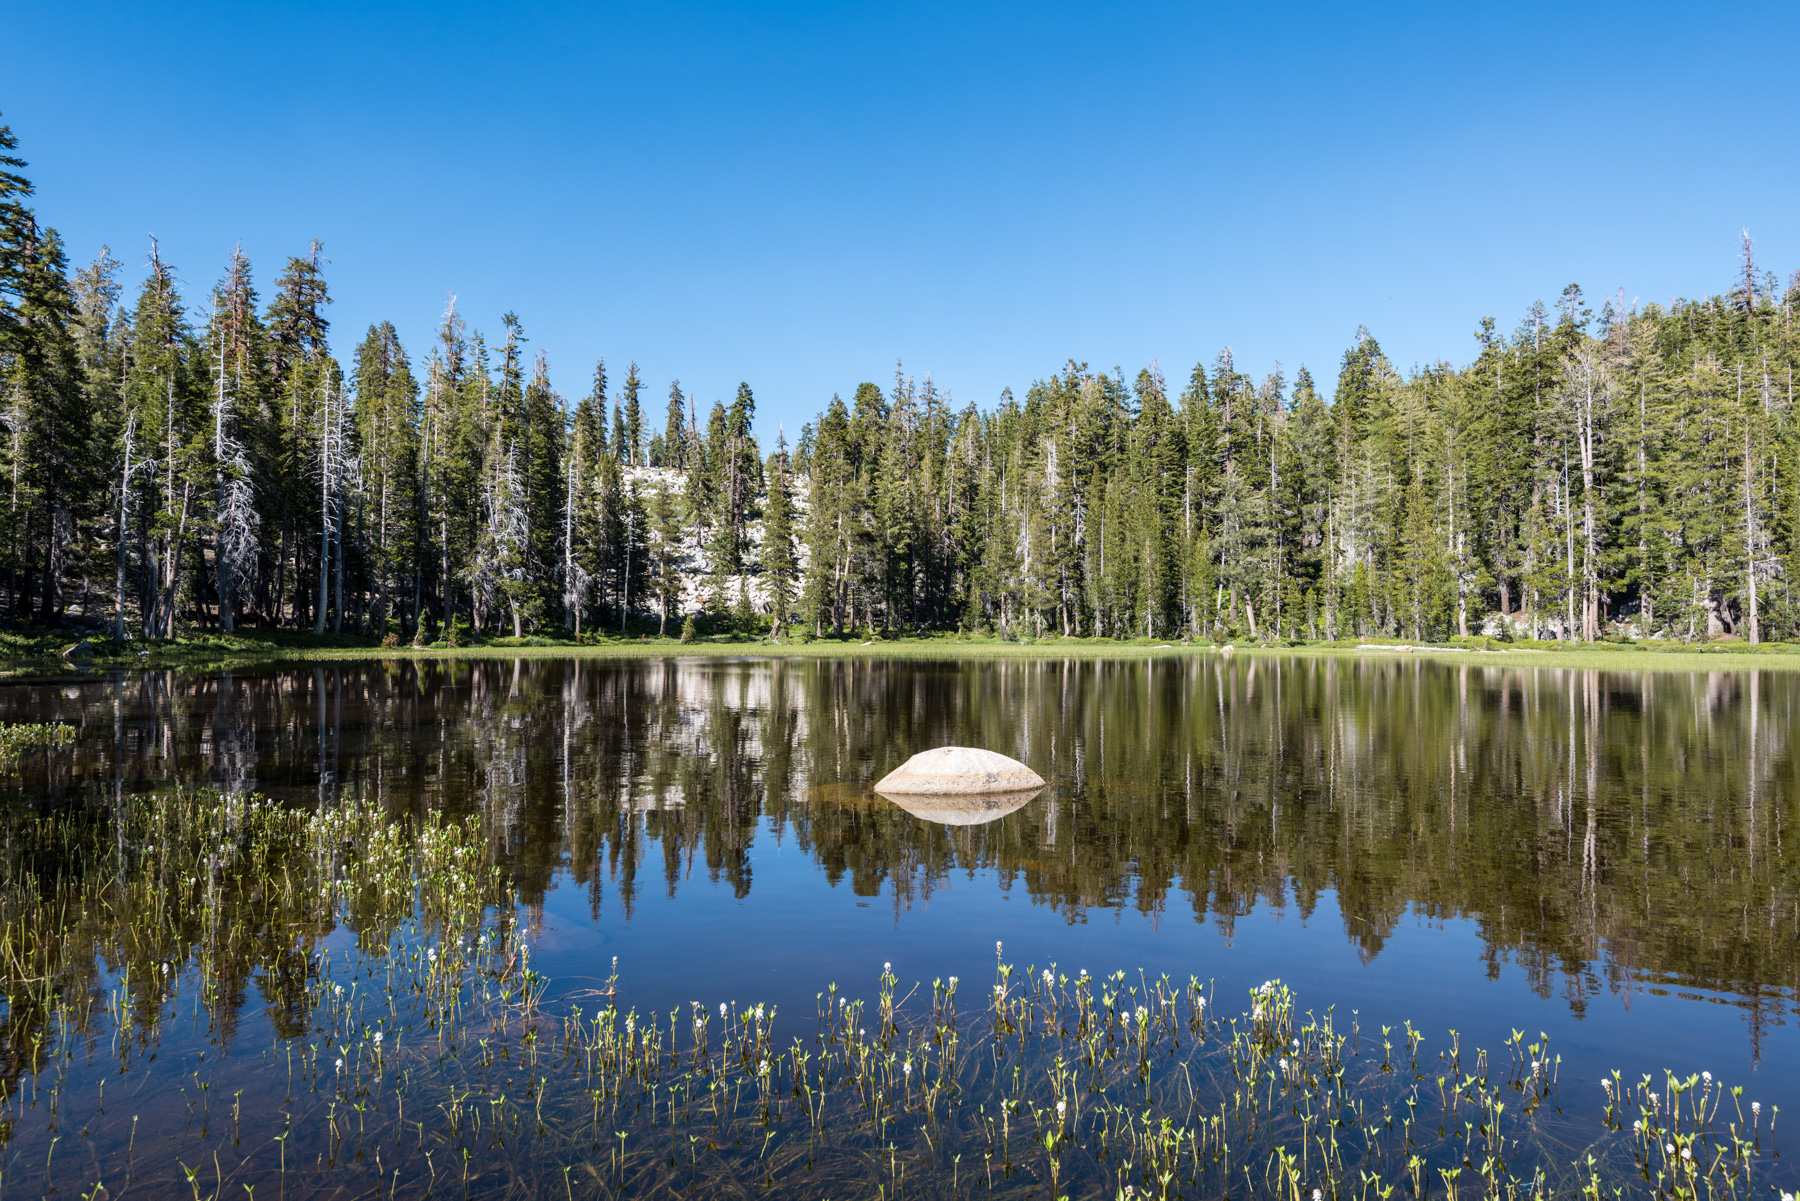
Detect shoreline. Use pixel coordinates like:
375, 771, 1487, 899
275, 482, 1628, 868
7, 628, 1800, 677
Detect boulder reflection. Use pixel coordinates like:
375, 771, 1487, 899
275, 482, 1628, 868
877, 786, 1044, 827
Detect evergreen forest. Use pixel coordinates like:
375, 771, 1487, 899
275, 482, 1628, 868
6, 116, 1800, 647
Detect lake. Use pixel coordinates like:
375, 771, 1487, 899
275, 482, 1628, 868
1, 652, 1794, 1196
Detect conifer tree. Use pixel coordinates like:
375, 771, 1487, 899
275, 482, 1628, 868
662, 380, 687, 469
762, 433, 798, 634
620, 362, 643, 466
125, 240, 206, 637
265, 241, 334, 629
350, 320, 417, 636
648, 480, 683, 634
206, 249, 268, 631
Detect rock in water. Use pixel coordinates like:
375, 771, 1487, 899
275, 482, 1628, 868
873, 747, 1044, 796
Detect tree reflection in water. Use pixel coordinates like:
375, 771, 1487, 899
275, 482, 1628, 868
4, 654, 1797, 1029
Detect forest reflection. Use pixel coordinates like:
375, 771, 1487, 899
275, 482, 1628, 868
5, 654, 1796, 1020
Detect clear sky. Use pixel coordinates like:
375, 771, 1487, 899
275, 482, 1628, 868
9, 1, 1798, 439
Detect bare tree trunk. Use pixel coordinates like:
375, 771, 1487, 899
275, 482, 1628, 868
619, 507, 632, 635
113, 416, 136, 640
1638, 374, 1649, 631
213, 340, 236, 633
272, 513, 290, 627
316, 382, 333, 637
1744, 413, 1760, 644
1572, 351, 1602, 642
1564, 455, 1575, 641
441, 513, 451, 638
332, 489, 346, 635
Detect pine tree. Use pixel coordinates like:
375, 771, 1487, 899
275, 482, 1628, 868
762, 434, 799, 634
620, 362, 643, 466
265, 241, 334, 629
206, 249, 270, 631
0, 118, 96, 623
5, 225, 93, 622
71, 246, 126, 628
124, 240, 206, 637
648, 480, 683, 634
662, 380, 687, 469
350, 320, 417, 637
520, 346, 565, 619
564, 366, 603, 632
799, 395, 854, 636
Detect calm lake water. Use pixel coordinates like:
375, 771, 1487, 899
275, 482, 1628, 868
6, 651, 1797, 1122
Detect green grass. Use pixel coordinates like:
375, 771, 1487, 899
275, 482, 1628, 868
5, 620, 1800, 676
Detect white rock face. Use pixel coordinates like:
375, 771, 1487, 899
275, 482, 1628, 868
873, 747, 1045, 796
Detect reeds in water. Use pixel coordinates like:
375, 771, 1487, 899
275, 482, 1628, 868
0, 789, 1785, 1199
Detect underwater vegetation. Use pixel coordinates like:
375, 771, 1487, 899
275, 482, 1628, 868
0, 779, 1785, 1199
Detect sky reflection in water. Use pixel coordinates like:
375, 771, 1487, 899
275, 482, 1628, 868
4, 653, 1796, 1108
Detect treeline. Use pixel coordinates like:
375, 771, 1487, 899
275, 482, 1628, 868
814, 265, 1800, 644
5, 114, 1800, 644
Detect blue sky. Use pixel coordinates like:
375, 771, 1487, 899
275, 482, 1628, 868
9, 1, 1798, 439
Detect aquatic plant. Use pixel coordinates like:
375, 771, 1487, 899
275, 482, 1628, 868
0, 789, 1786, 1198
0, 721, 74, 764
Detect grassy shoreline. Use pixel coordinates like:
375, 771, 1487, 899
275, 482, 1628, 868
6, 623, 1800, 677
